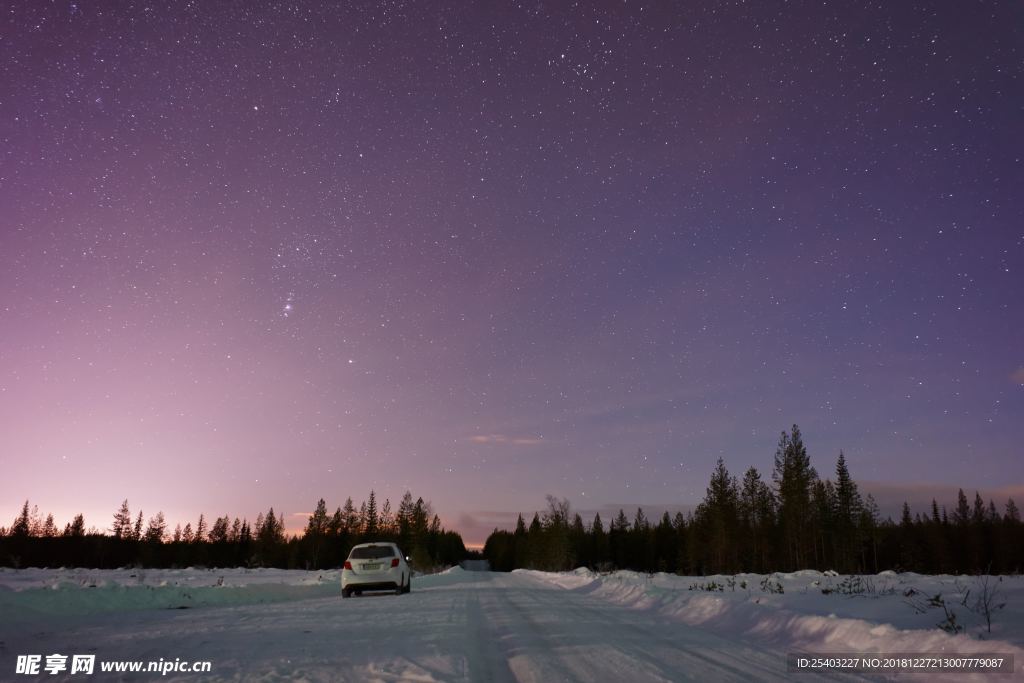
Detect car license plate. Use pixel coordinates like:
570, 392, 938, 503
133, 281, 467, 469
362, 563, 381, 570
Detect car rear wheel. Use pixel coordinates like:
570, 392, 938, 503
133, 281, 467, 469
342, 588, 351, 598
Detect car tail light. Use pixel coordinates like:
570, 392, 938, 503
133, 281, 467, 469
344, 561, 352, 570
391, 558, 400, 568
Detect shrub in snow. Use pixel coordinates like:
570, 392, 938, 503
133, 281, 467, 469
972, 574, 1006, 635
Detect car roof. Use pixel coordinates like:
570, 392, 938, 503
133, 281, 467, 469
351, 541, 398, 548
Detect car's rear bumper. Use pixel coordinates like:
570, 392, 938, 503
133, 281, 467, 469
343, 580, 401, 591
342, 568, 405, 590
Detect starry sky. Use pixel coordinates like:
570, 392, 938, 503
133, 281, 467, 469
2, 1, 1022, 545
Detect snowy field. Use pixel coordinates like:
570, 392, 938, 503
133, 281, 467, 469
1, 566, 1021, 681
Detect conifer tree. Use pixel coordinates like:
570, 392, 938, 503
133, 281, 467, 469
209, 516, 229, 543
632, 507, 649, 533
328, 507, 343, 537
145, 513, 167, 543
773, 425, 816, 569
258, 508, 284, 544
972, 492, 986, 525
380, 498, 394, 535
341, 498, 359, 536
11, 501, 31, 537
358, 501, 368, 534
1006, 498, 1021, 523
195, 514, 207, 543
28, 505, 43, 537
112, 500, 132, 539
541, 496, 571, 570
900, 502, 913, 527
133, 511, 144, 541
739, 466, 775, 571
65, 514, 86, 538
306, 499, 328, 537
42, 514, 57, 538
612, 509, 629, 531
397, 491, 415, 546
953, 489, 971, 526
363, 491, 379, 536
859, 494, 880, 572
590, 513, 608, 567
696, 458, 740, 572
305, 498, 329, 568
833, 452, 862, 571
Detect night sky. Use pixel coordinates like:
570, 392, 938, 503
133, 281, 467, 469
2, 2, 1022, 545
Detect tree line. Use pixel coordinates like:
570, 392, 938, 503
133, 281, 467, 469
484, 425, 1024, 575
1, 490, 466, 570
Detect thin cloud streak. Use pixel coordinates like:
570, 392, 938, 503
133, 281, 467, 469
467, 434, 545, 446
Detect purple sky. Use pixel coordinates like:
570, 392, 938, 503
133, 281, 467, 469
2, 2, 1022, 546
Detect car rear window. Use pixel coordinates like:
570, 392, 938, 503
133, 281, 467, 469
349, 546, 395, 560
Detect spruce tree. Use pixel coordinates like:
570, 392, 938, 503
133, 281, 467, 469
590, 513, 608, 567
28, 505, 43, 536
341, 498, 359, 535
972, 492, 986, 525
11, 501, 31, 537
42, 514, 57, 537
900, 502, 913, 527
773, 425, 817, 569
699, 458, 740, 572
397, 492, 415, 545
953, 489, 971, 526
328, 508, 343, 537
1006, 498, 1021, 523
66, 514, 86, 538
380, 498, 394, 535
133, 511, 144, 541
112, 500, 132, 539
363, 491, 379, 536
145, 513, 167, 543
209, 516, 229, 543
859, 494, 880, 572
833, 452, 862, 571
305, 498, 329, 568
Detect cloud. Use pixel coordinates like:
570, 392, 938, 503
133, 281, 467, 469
1012, 367, 1024, 385
467, 434, 544, 446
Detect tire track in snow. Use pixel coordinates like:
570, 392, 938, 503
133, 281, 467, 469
484, 571, 873, 682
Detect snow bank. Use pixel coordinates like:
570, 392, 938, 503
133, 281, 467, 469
0, 567, 340, 616
524, 570, 1024, 681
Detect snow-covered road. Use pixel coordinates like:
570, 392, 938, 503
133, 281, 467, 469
4, 569, 873, 682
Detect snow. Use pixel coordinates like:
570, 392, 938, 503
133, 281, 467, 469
2, 567, 1021, 681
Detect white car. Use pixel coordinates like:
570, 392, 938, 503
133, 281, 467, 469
342, 542, 411, 597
